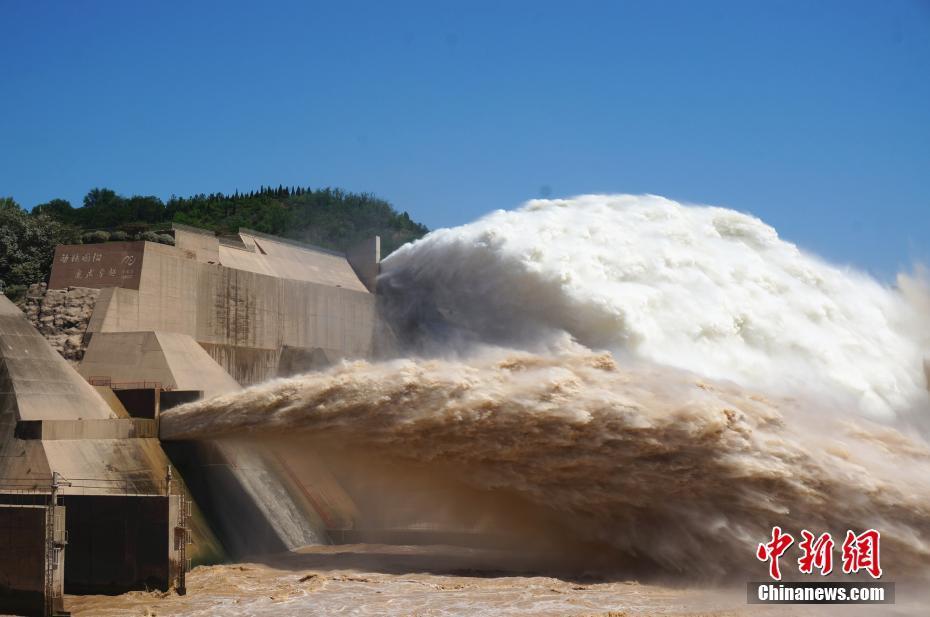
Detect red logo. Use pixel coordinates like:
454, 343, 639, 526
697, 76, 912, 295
841, 529, 882, 579
757, 528, 882, 580
756, 526, 794, 580
798, 530, 834, 575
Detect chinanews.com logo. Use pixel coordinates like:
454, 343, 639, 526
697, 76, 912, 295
747, 527, 895, 605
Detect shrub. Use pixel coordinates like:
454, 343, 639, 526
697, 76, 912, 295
1, 284, 27, 303
156, 233, 175, 245
140, 231, 161, 243
118, 221, 150, 236
81, 230, 110, 244
0, 197, 82, 290
109, 230, 129, 241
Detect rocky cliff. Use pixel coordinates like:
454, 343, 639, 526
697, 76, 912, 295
17, 283, 99, 363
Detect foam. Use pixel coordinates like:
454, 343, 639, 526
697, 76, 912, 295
380, 194, 929, 418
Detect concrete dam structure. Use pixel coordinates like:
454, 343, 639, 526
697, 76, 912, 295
53, 224, 379, 386
0, 225, 381, 615
0, 295, 191, 616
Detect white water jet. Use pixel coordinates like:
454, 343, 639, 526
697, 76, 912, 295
380, 194, 929, 419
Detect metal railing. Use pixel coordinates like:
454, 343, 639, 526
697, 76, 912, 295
0, 475, 167, 498
86, 376, 172, 390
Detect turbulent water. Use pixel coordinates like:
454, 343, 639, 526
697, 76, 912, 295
67, 547, 821, 617
379, 194, 930, 419
161, 194, 930, 581
161, 350, 930, 578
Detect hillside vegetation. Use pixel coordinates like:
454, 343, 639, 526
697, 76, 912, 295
1, 186, 428, 300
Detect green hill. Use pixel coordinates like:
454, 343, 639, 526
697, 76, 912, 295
1, 186, 428, 300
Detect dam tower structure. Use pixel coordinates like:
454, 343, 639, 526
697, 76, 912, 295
30, 224, 381, 562
53, 224, 380, 387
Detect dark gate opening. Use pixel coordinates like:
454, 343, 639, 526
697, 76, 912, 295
62, 495, 170, 595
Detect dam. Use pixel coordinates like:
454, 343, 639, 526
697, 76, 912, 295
0, 224, 381, 616
4, 197, 929, 616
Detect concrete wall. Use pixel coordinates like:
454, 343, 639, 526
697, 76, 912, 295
174, 224, 219, 264
49, 241, 144, 290
15, 418, 157, 440
44, 226, 378, 386
85, 246, 376, 384
346, 235, 381, 293
199, 343, 280, 385
49, 232, 373, 295
97, 244, 376, 352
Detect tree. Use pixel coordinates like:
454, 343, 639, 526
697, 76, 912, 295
10, 182, 428, 282
82, 187, 120, 209
126, 195, 166, 223
0, 197, 81, 299
79, 187, 125, 228
32, 198, 75, 223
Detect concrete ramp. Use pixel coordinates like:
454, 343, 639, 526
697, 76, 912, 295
79, 331, 241, 399
0, 296, 115, 425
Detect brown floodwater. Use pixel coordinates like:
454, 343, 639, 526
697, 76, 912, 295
64, 544, 928, 617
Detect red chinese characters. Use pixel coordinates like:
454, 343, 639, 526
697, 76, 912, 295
797, 530, 834, 575
757, 527, 882, 580
756, 526, 794, 580
841, 529, 882, 579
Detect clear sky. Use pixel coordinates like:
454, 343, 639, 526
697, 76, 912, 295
1, 1, 927, 278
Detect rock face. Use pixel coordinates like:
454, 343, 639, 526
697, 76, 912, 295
17, 283, 100, 363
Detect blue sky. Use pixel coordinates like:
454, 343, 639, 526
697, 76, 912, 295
1, 1, 927, 278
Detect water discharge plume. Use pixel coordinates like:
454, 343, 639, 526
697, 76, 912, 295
161, 194, 930, 587
160, 350, 930, 580
379, 194, 930, 419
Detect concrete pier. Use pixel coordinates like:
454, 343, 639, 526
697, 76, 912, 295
0, 295, 194, 616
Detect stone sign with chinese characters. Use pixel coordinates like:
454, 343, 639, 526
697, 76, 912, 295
48, 241, 145, 290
